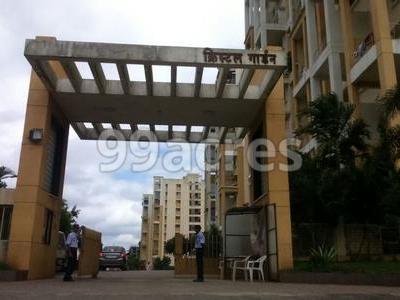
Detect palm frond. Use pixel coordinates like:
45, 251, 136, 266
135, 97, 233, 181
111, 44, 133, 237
379, 86, 400, 120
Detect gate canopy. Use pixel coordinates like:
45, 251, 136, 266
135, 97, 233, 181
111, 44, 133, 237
25, 38, 287, 143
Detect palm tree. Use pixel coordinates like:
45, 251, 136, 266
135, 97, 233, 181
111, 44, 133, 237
378, 86, 400, 163
296, 93, 370, 169
0, 166, 17, 188
291, 93, 371, 225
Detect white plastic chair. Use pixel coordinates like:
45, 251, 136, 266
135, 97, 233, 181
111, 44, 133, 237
232, 256, 251, 281
248, 255, 267, 282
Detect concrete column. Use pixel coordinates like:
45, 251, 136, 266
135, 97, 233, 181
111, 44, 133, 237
235, 145, 245, 207
339, 0, 360, 115
324, 0, 344, 101
7, 39, 69, 279
369, 0, 397, 92
288, 0, 294, 29
264, 76, 294, 271
305, 0, 321, 100
218, 144, 227, 229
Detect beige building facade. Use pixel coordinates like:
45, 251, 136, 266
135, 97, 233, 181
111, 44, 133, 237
140, 174, 205, 263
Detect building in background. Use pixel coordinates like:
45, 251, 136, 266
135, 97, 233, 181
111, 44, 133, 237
139, 194, 153, 262
140, 174, 205, 263
204, 145, 219, 229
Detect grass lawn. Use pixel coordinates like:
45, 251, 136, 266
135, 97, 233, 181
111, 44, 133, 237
294, 260, 400, 274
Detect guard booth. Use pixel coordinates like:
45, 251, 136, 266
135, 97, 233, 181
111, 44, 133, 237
223, 204, 278, 281
7, 36, 293, 279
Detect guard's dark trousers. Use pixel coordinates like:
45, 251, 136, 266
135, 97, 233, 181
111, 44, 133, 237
195, 247, 204, 280
64, 248, 77, 280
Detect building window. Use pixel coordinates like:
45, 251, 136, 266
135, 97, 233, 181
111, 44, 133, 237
43, 208, 54, 245
189, 208, 201, 215
0, 205, 13, 240
189, 216, 201, 223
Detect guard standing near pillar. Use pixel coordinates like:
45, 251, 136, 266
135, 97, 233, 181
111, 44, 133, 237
64, 224, 80, 281
193, 225, 205, 282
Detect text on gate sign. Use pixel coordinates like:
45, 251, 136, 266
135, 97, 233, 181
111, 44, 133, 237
203, 48, 277, 65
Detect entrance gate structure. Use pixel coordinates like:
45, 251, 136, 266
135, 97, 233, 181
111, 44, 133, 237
8, 36, 293, 279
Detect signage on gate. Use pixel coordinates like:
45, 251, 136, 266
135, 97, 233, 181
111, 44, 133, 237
203, 47, 277, 65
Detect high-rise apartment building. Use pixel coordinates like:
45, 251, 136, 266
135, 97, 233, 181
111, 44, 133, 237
214, 0, 400, 270
140, 174, 205, 263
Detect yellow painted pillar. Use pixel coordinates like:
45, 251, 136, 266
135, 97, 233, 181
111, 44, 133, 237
7, 37, 69, 279
369, 0, 397, 92
369, 1, 400, 138
264, 76, 293, 271
339, 0, 360, 111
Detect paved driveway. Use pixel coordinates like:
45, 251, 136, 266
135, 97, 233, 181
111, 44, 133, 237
0, 270, 399, 299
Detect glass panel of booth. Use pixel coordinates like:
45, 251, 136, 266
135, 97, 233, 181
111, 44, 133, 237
223, 206, 269, 278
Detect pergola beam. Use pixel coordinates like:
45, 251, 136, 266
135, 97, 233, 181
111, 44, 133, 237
92, 123, 104, 135
89, 62, 106, 94
117, 63, 130, 95
144, 65, 153, 96
194, 67, 203, 97
238, 69, 255, 99
171, 65, 177, 97
215, 68, 229, 98
219, 127, 228, 143
130, 124, 138, 132
111, 123, 121, 131
258, 70, 281, 100
61, 61, 82, 93
168, 125, 173, 140
201, 126, 210, 141
25, 39, 287, 70
71, 122, 87, 139
186, 126, 191, 141
56, 79, 260, 99
28, 59, 58, 91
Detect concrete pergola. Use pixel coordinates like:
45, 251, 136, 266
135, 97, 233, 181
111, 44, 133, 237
24, 38, 287, 143
8, 37, 293, 280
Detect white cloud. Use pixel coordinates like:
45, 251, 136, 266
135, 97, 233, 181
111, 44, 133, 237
0, 0, 244, 250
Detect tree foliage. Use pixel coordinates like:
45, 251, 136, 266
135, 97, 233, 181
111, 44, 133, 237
153, 256, 172, 270
59, 199, 80, 234
291, 92, 400, 226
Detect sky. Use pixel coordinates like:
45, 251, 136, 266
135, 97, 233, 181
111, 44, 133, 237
0, 0, 245, 249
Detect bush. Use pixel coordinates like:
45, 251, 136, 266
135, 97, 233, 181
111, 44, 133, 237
309, 245, 337, 272
127, 255, 142, 270
0, 261, 10, 271
153, 256, 172, 270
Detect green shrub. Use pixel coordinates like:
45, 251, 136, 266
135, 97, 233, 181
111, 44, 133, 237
153, 256, 172, 270
309, 245, 337, 272
127, 255, 141, 270
0, 261, 10, 271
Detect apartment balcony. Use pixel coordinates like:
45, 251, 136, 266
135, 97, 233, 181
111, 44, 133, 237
262, 5, 289, 46
189, 200, 201, 207
350, 0, 369, 11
